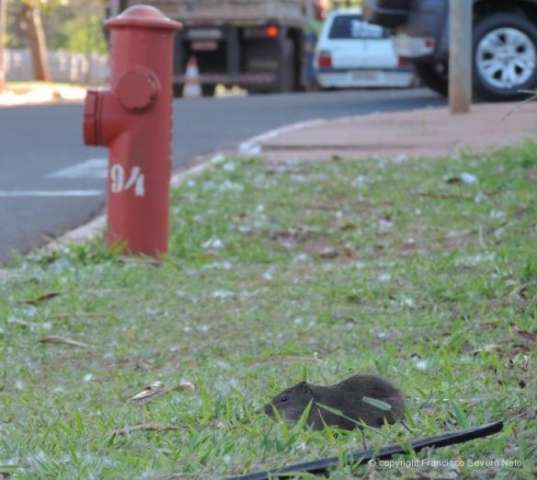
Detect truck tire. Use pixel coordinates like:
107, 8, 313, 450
473, 13, 537, 101
173, 84, 183, 98
414, 62, 448, 97
277, 38, 296, 93
202, 84, 216, 97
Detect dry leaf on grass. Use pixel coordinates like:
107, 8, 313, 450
338, 222, 357, 231
319, 248, 339, 260
249, 355, 320, 367
515, 328, 537, 343
472, 343, 503, 355
8, 319, 32, 328
39, 336, 93, 349
416, 192, 471, 201
179, 379, 195, 391
129, 379, 195, 404
22, 292, 61, 306
446, 173, 478, 185
128, 381, 166, 403
110, 423, 183, 438
509, 354, 530, 371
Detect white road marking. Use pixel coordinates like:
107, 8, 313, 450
48, 158, 107, 179
0, 190, 103, 197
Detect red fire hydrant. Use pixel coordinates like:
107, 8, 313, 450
83, 5, 181, 257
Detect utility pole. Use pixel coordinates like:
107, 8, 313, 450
449, 0, 473, 113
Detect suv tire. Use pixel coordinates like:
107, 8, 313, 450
473, 13, 537, 101
414, 62, 448, 96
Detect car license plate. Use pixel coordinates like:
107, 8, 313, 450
191, 40, 218, 51
352, 71, 379, 81
187, 29, 222, 40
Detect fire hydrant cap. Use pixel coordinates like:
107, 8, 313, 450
106, 5, 182, 31
116, 67, 160, 112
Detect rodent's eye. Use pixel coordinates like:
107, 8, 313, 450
279, 395, 289, 403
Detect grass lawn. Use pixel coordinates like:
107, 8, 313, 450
1, 142, 536, 479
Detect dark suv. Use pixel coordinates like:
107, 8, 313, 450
363, 0, 537, 100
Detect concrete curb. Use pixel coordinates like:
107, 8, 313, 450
238, 118, 325, 155
0, 118, 324, 279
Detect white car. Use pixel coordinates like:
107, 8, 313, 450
315, 8, 414, 89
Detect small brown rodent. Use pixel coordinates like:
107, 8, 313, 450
264, 374, 404, 430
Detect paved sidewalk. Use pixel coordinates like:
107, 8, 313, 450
0, 83, 86, 107
257, 101, 537, 163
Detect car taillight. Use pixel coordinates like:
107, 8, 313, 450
317, 51, 332, 69
424, 38, 436, 50
398, 56, 410, 68
265, 25, 280, 38
244, 25, 280, 39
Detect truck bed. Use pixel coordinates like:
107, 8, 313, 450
129, 0, 305, 24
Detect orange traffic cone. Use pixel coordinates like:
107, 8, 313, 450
183, 56, 202, 98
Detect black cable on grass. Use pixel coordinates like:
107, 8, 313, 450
227, 421, 504, 480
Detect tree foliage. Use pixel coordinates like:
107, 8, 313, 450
0, 0, 7, 90
21, 0, 70, 12
7, 0, 106, 54
61, 13, 107, 54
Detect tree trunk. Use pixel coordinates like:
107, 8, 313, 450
0, 0, 8, 91
22, 3, 49, 82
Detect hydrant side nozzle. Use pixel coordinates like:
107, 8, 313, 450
83, 89, 130, 147
83, 90, 100, 146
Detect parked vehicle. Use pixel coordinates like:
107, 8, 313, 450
363, 0, 537, 100
107, 0, 327, 96
315, 8, 414, 89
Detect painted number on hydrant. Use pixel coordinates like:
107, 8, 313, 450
110, 165, 145, 197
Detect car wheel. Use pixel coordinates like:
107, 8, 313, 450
473, 13, 537, 101
414, 62, 448, 96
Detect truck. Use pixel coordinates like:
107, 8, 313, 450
363, 0, 537, 101
107, 0, 326, 96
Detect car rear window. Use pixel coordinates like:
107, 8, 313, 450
328, 15, 386, 40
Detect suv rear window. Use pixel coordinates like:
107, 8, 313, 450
328, 15, 386, 40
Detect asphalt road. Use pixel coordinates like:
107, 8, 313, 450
0, 88, 445, 264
